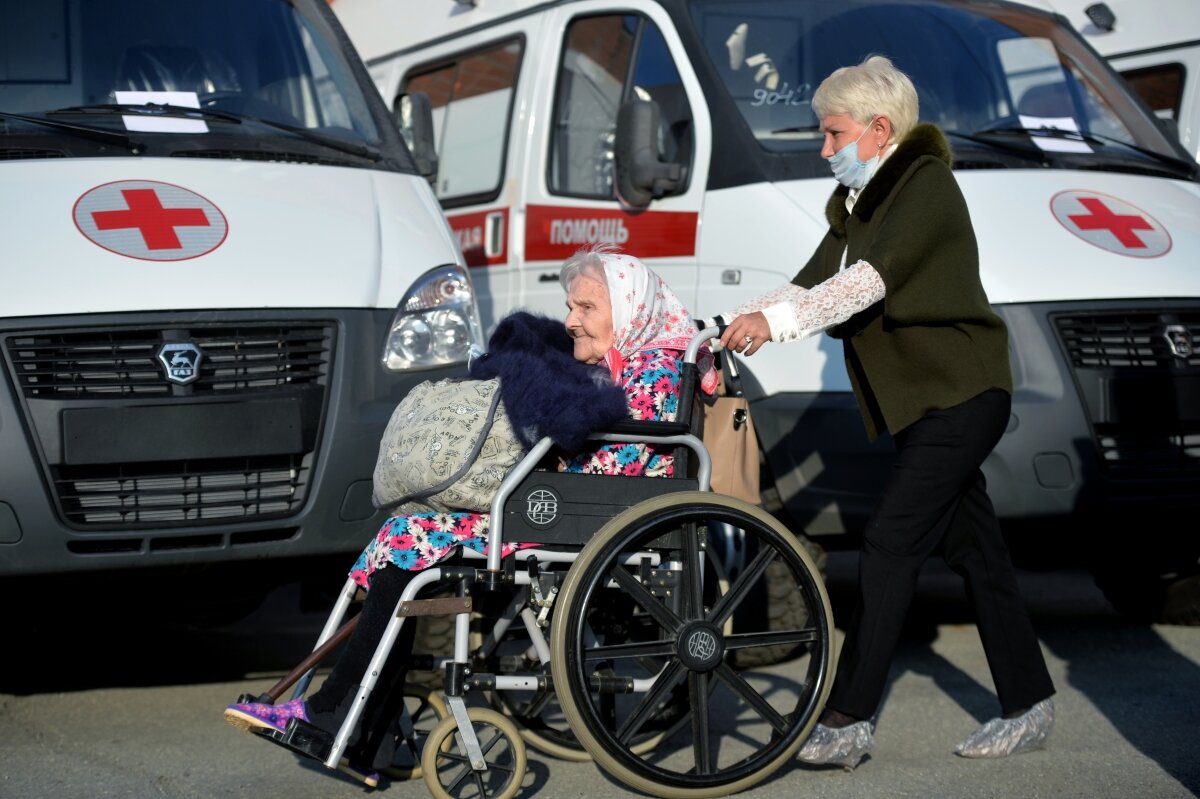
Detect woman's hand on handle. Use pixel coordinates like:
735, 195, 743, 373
719, 311, 772, 356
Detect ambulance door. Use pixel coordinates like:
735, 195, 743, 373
398, 18, 540, 332
517, 3, 711, 316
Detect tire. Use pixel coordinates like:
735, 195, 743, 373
421, 707, 527, 799
549, 492, 834, 799
1163, 575, 1200, 626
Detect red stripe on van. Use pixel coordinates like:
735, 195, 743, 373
525, 205, 697, 261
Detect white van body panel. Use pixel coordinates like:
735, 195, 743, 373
3, 159, 458, 318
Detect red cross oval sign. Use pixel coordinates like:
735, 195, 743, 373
1050, 189, 1171, 258
73, 180, 228, 261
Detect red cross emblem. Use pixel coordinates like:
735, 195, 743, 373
1050, 190, 1170, 258
73, 180, 228, 261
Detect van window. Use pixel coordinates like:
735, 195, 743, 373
687, 0, 1179, 165
1120, 63, 1186, 121
0, 0, 385, 158
403, 39, 522, 204
550, 15, 694, 199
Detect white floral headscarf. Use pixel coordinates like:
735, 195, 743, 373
597, 252, 718, 395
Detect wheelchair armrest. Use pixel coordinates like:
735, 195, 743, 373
602, 419, 691, 437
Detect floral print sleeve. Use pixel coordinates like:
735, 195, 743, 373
561, 347, 682, 478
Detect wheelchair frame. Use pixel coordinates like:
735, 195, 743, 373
236, 329, 835, 799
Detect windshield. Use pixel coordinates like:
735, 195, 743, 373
688, 0, 1190, 174
0, 0, 409, 169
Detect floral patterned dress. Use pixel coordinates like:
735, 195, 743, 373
349, 347, 682, 588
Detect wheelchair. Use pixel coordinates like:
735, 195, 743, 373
232, 328, 835, 799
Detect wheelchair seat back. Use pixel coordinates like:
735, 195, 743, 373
502, 470, 699, 545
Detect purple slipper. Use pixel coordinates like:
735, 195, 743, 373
223, 698, 310, 734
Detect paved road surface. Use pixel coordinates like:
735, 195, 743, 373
2, 553, 1198, 799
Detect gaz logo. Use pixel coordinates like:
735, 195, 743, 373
157, 342, 204, 385
73, 180, 228, 261
1050, 190, 1170, 258
1163, 325, 1193, 360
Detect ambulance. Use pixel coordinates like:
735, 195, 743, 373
330, 0, 1200, 621
0, 0, 483, 618
1029, 0, 1200, 159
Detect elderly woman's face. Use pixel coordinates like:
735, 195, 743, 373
565, 275, 614, 365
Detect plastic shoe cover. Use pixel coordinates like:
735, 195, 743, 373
223, 698, 310, 734
955, 697, 1055, 758
797, 720, 874, 769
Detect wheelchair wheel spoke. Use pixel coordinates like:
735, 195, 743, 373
616, 659, 686, 745
688, 671, 713, 774
713, 662, 789, 734
722, 628, 821, 650
610, 565, 682, 635
584, 638, 676, 662
683, 523, 705, 619
519, 687, 555, 718
707, 548, 775, 628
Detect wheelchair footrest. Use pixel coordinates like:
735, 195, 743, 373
252, 717, 334, 763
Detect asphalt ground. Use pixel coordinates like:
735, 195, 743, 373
1, 552, 1198, 799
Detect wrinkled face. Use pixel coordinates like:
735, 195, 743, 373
565, 275, 614, 365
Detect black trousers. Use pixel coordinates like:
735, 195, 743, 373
827, 388, 1055, 721
307, 566, 418, 769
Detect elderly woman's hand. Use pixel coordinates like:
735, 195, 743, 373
720, 312, 772, 356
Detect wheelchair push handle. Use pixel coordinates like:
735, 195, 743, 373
686, 321, 727, 365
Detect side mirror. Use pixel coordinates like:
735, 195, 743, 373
614, 99, 683, 208
394, 91, 438, 184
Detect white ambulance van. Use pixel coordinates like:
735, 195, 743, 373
1029, 0, 1200, 159
0, 0, 483, 619
335, 0, 1200, 621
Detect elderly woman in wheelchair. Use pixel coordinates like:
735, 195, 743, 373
224, 245, 834, 799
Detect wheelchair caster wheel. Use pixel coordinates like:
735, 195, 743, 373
421, 707, 527, 799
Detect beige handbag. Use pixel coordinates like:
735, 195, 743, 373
701, 352, 762, 506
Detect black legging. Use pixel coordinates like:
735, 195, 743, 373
307, 566, 419, 770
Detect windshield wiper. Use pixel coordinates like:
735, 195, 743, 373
50, 103, 380, 161
971, 125, 1197, 178
945, 130, 1048, 160
0, 110, 137, 151
50, 103, 244, 124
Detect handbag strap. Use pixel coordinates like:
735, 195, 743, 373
722, 350, 746, 399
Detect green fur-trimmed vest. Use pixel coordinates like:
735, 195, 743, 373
794, 123, 1012, 440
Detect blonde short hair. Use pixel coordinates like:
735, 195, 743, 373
811, 55, 919, 143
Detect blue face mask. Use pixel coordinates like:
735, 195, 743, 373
828, 121, 881, 189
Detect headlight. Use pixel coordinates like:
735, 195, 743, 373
382, 265, 484, 371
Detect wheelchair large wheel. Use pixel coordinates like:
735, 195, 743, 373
487, 590, 695, 762
550, 492, 833, 799
421, 707, 527, 799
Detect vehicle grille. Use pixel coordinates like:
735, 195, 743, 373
1053, 310, 1200, 480
3, 321, 334, 528
6, 324, 331, 397
53, 454, 309, 527
1055, 311, 1200, 368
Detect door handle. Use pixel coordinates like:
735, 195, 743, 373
538, 273, 559, 283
